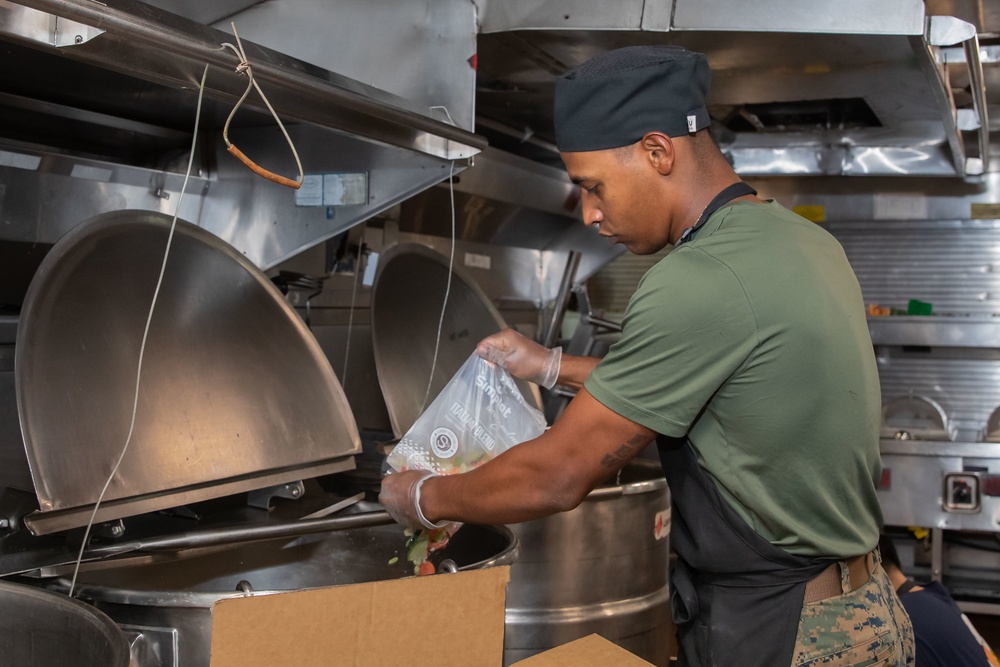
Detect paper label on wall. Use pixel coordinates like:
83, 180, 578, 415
70, 164, 112, 182
362, 251, 379, 287
295, 172, 368, 207
324, 172, 367, 206
873, 193, 928, 220
295, 175, 323, 206
464, 252, 492, 270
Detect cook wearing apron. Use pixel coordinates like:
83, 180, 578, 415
560, 47, 912, 665
381, 45, 915, 666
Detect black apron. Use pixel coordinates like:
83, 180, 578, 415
664, 183, 829, 666
659, 438, 829, 666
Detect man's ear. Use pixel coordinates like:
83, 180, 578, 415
641, 132, 674, 175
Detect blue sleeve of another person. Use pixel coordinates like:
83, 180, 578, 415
900, 582, 989, 667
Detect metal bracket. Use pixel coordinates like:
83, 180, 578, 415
122, 625, 178, 667
925, 15, 990, 176
93, 519, 126, 539
247, 480, 305, 510
0, 4, 104, 47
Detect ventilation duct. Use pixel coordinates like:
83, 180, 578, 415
473, 0, 990, 177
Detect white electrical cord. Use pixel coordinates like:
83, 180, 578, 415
419, 160, 457, 413
341, 225, 366, 392
68, 64, 210, 598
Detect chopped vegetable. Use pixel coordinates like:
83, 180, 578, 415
387, 556, 399, 565
866, 303, 891, 317
404, 525, 458, 576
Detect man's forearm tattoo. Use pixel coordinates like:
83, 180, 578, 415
600, 433, 647, 469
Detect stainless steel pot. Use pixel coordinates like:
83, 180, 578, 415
504, 459, 672, 666
0, 579, 132, 666
61, 522, 517, 667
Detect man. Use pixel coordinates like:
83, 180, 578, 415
879, 535, 996, 666
380, 45, 914, 666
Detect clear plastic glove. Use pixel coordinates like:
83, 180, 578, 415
476, 328, 562, 389
379, 470, 446, 530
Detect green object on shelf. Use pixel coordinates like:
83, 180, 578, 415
907, 299, 933, 316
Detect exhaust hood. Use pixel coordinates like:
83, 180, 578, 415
0, 0, 484, 269
0, 0, 481, 160
472, 0, 990, 178
0, 0, 992, 286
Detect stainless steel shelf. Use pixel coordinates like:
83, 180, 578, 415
880, 438, 1000, 457
868, 316, 1000, 348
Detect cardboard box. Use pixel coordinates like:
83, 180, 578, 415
210, 566, 654, 666
211, 567, 510, 667
510, 634, 656, 666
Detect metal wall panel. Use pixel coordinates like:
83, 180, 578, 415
476, 0, 923, 35
830, 219, 1000, 315
671, 0, 925, 34
586, 247, 670, 315
827, 217, 1000, 435
390, 231, 558, 306
214, 0, 478, 131
475, 0, 648, 33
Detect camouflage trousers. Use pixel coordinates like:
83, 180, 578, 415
791, 554, 915, 666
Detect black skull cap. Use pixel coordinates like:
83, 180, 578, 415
553, 45, 712, 152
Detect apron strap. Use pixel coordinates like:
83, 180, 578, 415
677, 181, 756, 245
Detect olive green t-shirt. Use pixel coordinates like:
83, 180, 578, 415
585, 200, 883, 558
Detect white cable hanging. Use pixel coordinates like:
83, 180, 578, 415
341, 225, 366, 393
68, 64, 212, 598
419, 160, 458, 413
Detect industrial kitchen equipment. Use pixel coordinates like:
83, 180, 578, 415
368, 244, 672, 666
503, 460, 671, 667
1, 0, 995, 658
835, 213, 1000, 614
881, 395, 957, 442
58, 521, 517, 666
0, 579, 132, 667
0, 211, 518, 666
15, 210, 362, 535
371, 242, 544, 435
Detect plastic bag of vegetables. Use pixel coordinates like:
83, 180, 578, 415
387, 352, 546, 574
387, 351, 546, 475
